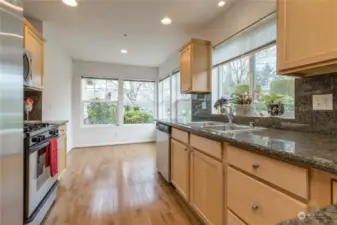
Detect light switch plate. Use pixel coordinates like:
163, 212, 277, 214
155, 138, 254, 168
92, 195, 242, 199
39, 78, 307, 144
202, 102, 207, 109
312, 94, 333, 110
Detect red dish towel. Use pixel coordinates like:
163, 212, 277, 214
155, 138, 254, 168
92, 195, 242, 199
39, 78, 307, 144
48, 138, 58, 177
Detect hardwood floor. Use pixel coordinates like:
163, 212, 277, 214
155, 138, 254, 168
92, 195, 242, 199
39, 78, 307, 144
43, 143, 201, 225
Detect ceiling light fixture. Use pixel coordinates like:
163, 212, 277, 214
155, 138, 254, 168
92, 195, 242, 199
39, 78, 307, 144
121, 49, 128, 54
62, 0, 78, 7
218, 1, 226, 7
161, 17, 172, 25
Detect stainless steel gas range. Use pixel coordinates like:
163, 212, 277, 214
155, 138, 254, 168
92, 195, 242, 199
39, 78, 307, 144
24, 123, 59, 225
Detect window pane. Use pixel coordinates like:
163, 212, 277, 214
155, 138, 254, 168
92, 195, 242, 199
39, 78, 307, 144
162, 77, 171, 120
106, 80, 119, 101
83, 101, 118, 125
158, 81, 163, 119
211, 67, 219, 114
253, 45, 295, 115
175, 72, 191, 120
82, 78, 119, 125
219, 56, 250, 98
123, 81, 155, 124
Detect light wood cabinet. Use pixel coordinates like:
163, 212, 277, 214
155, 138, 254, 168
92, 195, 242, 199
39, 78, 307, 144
190, 150, 223, 225
227, 210, 246, 225
23, 18, 45, 89
227, 145, 308, 199
171, 139, 190, 200
58, 125, 67, 179
180, 39, 212, 93
277, 0, 337, 76
227, 167, 307, 225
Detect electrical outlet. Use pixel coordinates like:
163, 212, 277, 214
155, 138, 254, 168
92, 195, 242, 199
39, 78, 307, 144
202, 102, 207, 109
312, 94, 333, 110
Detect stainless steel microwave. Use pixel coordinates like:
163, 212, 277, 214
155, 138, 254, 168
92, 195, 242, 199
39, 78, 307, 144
23, 49, 32, 87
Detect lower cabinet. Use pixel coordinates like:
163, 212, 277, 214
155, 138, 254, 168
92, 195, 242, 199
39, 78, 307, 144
190, 150, 223, 225
227, 167, 307, 225
171, 139, 190, 200
227, 210, 246, 225
58, 125, 67, 179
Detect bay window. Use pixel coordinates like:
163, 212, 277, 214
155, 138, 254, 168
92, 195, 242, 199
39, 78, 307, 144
211, 14, 295, 117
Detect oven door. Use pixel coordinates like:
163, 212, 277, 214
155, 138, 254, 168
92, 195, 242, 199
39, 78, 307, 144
27, 140, 58, 218
23, 50, 32, 87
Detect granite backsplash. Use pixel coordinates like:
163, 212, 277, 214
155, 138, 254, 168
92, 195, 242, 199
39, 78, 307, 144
191, 73, 337, 135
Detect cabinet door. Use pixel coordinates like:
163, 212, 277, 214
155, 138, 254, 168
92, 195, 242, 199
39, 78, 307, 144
24, 25, 44, 88
332, 180, 337, 204
58, 134, 67, 177
180, 44, 192, 92
171, 139, 189, 200
190, 150, 223, 225
277, 0, 337, 73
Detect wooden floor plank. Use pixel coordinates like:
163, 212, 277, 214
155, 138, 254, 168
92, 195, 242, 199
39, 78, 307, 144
43, 143, 201, 225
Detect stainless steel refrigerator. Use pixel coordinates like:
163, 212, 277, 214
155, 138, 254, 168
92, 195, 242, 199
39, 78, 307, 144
0, 0, 24, 224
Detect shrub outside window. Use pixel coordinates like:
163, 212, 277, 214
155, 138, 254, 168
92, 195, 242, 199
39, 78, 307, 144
123, 80, 155, 124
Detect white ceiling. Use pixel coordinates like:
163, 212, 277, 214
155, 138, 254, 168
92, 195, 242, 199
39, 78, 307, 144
23, 0, 233, 67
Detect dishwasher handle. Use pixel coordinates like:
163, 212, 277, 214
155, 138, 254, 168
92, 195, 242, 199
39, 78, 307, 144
156, 122, 171, 134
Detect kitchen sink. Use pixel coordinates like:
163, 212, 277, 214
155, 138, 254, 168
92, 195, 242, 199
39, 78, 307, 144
203, 124, 253, 132
184, 121, 227, 127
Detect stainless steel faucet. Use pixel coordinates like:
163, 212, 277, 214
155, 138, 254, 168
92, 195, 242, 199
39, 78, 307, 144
222, 105, 235, 126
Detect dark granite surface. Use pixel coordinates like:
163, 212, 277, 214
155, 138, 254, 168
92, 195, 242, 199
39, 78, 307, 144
191, 73, 337, 135
278, 204, 337, 225
157, 119, 337, 174
44, 120, 69, 126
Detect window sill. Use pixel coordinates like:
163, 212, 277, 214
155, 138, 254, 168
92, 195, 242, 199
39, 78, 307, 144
81, 124, 119, 128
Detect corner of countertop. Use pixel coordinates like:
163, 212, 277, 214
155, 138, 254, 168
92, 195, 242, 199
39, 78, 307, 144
44, 120, 69, 126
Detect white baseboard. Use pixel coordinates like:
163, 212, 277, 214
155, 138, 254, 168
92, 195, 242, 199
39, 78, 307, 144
71, 139, 156, 149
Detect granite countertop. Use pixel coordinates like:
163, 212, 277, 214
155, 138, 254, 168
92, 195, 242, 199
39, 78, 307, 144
278, 204, 337, 225
156, 119, 337, 174
44, 120, 69, 126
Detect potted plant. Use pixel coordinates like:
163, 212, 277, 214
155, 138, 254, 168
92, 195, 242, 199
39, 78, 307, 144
260, 93, 285, 116
230, 92, 252, 116
213, 97, 229, 114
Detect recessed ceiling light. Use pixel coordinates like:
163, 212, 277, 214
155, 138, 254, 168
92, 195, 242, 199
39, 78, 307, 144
218, 1, 226, 7
121, 49, 128, 54
62, 0, 78, 7
161, 17, 172, 25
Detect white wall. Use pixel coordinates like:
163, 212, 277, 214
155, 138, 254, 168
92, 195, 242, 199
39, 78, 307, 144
72, 60, 157, 148
158, 0, 276, 76
42, 22, 73, 152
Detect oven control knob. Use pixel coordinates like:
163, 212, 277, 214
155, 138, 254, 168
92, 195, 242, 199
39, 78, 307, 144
49, 130, 55, 135
40, 135, 45, 141
32, 137, 39, 142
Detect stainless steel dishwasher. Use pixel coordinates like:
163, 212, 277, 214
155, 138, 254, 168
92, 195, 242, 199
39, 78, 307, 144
156, 122, 171, 182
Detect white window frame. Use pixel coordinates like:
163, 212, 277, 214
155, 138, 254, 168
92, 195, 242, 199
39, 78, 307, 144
81, 77, 157, 127
81, 77, 120, 127
122, 79, 156, 125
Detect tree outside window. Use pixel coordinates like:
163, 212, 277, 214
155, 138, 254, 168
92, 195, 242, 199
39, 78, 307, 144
123, 81, 155, 124
82, 78, 119, 125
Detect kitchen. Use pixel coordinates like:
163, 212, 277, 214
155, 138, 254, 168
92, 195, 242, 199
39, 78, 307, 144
0, 0, 337, 225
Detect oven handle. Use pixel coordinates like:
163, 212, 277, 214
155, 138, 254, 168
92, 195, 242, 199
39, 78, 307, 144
28, 135, 59, 154
29, 141, 50, 154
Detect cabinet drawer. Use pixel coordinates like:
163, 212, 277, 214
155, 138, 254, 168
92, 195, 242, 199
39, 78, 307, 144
227, 167, 307, 225
171, 128, 189, 144
58, 125, 67, 136
190, 134, 222, 160
227, 210, 246, 225
227, 145, 308, 199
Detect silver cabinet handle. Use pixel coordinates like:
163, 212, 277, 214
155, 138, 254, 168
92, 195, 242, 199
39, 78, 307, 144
252, 162, 260, 169
251, 204, 259, 210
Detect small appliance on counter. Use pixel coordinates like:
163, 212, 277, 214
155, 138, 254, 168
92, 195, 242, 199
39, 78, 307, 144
24, 122, 59, 225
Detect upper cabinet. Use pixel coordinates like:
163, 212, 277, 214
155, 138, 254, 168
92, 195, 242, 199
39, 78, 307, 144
180, 39, 212, 93
277, 0, 337, 76
23, 18, 45, 89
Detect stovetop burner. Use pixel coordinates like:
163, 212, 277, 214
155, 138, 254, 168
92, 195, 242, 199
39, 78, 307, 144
24, 122, 50, 133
